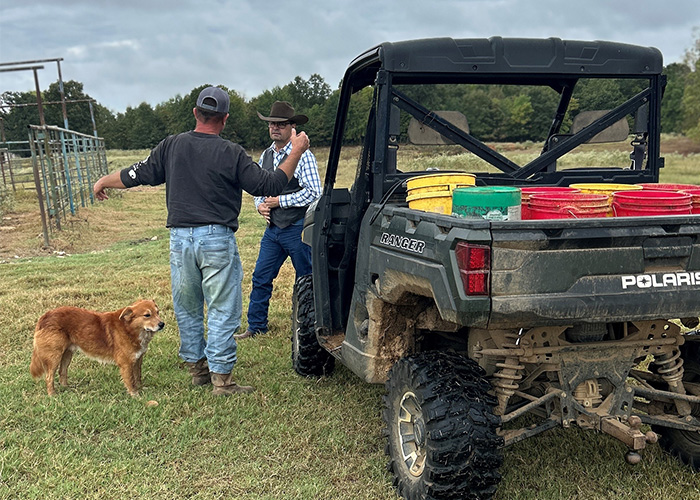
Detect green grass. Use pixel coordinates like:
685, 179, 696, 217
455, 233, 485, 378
0, 232, 394, 499
1, 143, 700, 499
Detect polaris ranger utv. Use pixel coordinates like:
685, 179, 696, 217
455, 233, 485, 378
291, 37, 700, 499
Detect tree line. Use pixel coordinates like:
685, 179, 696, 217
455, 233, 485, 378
1, 36, 699, 151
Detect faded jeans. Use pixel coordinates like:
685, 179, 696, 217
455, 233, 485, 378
170, 225, 242, 374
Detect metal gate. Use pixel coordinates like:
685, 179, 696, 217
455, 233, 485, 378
27, 125, 109, 245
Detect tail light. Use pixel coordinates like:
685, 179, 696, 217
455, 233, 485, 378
455, 242, 491, 296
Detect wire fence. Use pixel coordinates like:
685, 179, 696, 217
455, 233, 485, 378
1, 125, 109, 245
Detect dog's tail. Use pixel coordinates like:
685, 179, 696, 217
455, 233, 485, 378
29, 342, 45, 380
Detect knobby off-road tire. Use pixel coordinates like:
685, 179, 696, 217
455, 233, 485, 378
291, 274, 335, 377
383, 351, 503, 500
653, 345, 700, 470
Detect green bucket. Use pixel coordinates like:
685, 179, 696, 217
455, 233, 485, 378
452, 186, 521, 221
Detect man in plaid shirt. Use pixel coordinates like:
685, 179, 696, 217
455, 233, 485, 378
237, 101, 322, 340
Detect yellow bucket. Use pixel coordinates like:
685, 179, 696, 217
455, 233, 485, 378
569, 183, 643, 216
406, 173, 476, 214
406, 191, 455, 214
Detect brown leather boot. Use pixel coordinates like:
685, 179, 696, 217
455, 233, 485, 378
211, 372, 255, 395
184, 358, 211, 386
234, 329, 262, 340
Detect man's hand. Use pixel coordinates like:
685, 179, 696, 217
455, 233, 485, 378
264, 196, 280, 209
277, 130, 310, 181
94, 182, 109, 201
258, 202, 271, 223
289, 129, 309, 153
93, 176, 113, 201
93, 171, 126, 201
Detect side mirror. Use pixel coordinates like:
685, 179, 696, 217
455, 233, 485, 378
571, 110, 629, 143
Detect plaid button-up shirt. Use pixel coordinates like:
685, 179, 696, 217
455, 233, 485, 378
254, 141, 321, 209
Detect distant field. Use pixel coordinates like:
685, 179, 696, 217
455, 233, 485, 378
1, 140, 699, 499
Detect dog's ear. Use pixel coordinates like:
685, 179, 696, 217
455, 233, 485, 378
119, 307, 134, 322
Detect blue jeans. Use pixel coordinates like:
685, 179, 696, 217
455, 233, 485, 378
170, 225, 242, 374
247, 220, 312, 333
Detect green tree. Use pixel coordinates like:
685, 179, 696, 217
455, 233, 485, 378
343, 87, 373, 145
0, 81, 117, 146
461, 86, 505, 141
499, 94, 534, 142
518, 86, 559, 141
680, 29, 700, 141
220, 87, 248, 146
573, 79, 625, 112
42, 80, 95, 134
683, 27, 700, 71
119, 102, 166, 149
0, 90, 41, 143
283, 74, 332, 110
662, 63, 691, 134
305, 89, 342, 146
681, 70, 700, 141
157, 93, 196, 137
93, 103, 118, 148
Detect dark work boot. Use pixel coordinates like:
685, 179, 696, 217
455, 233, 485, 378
211, 372, 255, 395
184, 358, 211, 386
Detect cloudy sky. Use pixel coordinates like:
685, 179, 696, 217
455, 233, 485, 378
1, 0, 698, 114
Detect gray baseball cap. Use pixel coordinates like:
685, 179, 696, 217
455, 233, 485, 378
196, 86, 229, 114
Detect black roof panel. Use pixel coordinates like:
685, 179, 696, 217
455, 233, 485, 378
345, 37, 663, 89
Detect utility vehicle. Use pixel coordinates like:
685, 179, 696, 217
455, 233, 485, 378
292, 37, 700, 499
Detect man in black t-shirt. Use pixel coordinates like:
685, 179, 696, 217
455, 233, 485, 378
93, 86, 309, 396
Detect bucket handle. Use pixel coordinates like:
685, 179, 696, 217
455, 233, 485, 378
563, 206, 579, 218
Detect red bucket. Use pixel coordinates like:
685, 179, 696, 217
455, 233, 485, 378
529, 193, 608, 219
612, 190, 693, 217
637, 183, 700, 192
520, 187, 580, 220
681, 188, 700, 214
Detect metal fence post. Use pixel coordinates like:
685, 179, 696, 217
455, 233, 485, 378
27, 128, 50, 247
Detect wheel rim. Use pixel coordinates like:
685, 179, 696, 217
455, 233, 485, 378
398, 391, 427, 477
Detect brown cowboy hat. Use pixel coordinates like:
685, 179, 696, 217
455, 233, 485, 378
257, 101, 308, 125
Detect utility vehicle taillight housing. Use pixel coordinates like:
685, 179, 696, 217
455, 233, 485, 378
455, 242, 491, 296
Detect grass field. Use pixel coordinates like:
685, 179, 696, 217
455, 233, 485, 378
1, 142, 700, 499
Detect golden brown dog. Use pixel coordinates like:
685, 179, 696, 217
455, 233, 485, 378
30, 300, 164, 396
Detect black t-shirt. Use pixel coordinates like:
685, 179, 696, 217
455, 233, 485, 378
119, 131, 289, 231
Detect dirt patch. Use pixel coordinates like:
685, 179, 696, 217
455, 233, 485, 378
0, 209, 50, 261
659, 135, 700, 155
595, 135, 700, 155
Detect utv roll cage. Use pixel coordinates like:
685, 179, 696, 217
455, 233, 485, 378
323, 37, 665, 204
